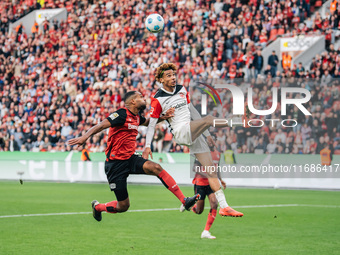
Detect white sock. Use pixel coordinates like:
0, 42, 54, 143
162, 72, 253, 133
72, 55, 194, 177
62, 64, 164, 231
215, 189, 228, 208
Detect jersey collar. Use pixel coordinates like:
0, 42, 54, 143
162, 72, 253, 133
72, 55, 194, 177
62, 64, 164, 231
161, 86, 176, 95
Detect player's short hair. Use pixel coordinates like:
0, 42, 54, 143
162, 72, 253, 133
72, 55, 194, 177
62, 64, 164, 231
155, 63, 177, 82
123, 91, 137, 102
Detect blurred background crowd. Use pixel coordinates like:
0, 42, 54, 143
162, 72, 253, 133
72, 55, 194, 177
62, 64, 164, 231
0, 0, 339, 155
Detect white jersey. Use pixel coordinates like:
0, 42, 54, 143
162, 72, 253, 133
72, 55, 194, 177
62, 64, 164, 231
150, 85, 191, 132
146, 85, 210, 153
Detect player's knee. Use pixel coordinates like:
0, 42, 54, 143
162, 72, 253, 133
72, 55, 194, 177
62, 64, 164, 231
117, 201, 130, 212
153, 163, 163, 175
206, 170, 218, 178
120, 203, 130, 212
196, 209, 203, 214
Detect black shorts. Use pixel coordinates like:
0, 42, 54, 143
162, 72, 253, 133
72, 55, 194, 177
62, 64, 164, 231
194, 184, 214, 201
105, 153, 148, 201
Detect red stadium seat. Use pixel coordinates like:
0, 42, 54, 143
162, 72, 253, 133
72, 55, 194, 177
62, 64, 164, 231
315, 1, 323, 7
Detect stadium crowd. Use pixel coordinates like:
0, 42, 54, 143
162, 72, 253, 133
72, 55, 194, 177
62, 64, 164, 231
0, 0, 339, 155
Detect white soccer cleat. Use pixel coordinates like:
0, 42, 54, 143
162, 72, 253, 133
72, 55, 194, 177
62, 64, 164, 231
179, 204, 185, 212
179, 194, 200, 212
201, 230, 216, 239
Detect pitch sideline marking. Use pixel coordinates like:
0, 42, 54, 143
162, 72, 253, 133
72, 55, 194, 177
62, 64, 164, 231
65, 151, 73, 162
261, 154, 272, 164
1, 204, 339, 219
166, 153, 175, 163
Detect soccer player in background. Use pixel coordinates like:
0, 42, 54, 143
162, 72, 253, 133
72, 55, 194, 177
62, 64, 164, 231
190, 147, 227, 239
142, 63, 243, 217
68, 91, 199, 221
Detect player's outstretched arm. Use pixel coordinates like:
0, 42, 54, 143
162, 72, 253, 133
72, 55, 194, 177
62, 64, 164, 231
142, 117, 158, 159
141, 107, 174, 127
142, 108, 175, 159
68, 119, 111, 149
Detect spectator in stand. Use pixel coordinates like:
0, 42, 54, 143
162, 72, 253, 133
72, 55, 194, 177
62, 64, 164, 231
267, 139, 277, 154
268, 51, 279, 77
253, 50, 264, 78
0, 0, 338, 155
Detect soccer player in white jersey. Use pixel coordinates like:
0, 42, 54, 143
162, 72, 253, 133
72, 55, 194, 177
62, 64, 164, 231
142, 63, 243, 217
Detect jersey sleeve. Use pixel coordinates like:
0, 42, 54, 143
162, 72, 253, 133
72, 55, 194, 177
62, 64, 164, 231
106, 108, 127, 127
139, 113, 146, 125
150, 98, 163, 118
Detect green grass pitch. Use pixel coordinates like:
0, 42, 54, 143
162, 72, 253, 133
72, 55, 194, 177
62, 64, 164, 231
0, 181, 339, 255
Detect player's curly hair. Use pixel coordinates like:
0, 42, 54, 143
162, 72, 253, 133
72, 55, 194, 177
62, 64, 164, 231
155, 63, 177, 82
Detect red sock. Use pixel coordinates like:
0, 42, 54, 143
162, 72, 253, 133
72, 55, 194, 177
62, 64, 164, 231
204, 209, 217, 231
158, 170, 185, 204
96, 201, 118, 213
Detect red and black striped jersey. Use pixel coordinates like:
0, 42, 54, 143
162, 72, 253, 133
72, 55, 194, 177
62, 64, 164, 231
105, 107, 146, 161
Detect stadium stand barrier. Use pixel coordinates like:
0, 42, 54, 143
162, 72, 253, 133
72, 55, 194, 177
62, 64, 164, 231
311, 0, 332, 19
292, 36, 325, 68
0, 152, 339, 189
8, 8, 67, 36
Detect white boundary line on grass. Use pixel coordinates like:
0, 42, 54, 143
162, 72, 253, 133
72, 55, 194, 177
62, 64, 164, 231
1, 204, 339, 219
65, 151, 73, 162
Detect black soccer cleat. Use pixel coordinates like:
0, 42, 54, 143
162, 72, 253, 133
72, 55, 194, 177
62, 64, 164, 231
91, 200, 102, 222
180, 194, 200, 212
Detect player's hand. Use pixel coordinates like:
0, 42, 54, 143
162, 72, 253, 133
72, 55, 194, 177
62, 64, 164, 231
142, 147, 153, 160
68, 136, 87, 149
206, 135, 216, 148
160, 107, 175, 121
220, 179, 227, 190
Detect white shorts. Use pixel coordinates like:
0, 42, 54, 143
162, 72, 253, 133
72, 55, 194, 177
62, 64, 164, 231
172, 122, 210, 154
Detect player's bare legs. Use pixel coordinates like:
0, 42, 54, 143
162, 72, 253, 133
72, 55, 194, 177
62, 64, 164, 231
143, 161, 199, 210
115, 198, 130, 212
194, 152, 221, 191
190, 116, 227, 142
195, 152, 243, 217
206, 193, 218, 212
91, 197, 130, 221
191, 191, 218, 239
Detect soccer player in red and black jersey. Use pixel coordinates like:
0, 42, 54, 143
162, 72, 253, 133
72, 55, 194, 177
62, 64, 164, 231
68, 91, 199, 222
190, 147, 227, 239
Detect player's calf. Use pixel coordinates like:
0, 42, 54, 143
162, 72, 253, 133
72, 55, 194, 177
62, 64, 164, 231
116, 200, 130, 212
192, 200, 204, 214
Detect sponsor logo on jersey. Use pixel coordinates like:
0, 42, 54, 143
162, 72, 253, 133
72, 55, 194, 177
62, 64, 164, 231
179, 92, 185, 98
173, 100, 187, 109
128, 123, 138, 130
109, 112, 119, 120
110, 183, 116, 189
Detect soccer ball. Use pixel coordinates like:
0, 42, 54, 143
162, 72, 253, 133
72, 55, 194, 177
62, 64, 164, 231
145, 13, 164, 33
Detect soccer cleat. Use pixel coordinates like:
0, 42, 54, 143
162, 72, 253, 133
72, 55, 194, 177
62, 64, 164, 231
91, 200, 102, 222
180, 194, 200, 212
219, 206, 244, 217
179, 204, 185, 212
201, 230, 216, 239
